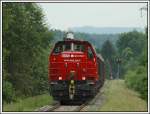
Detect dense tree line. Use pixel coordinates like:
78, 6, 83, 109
2, 3, 53, 103
116, 30, 147, 101
100, 40, 117, 79
100, 30, 147, 101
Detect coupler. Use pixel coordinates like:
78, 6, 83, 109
69, 71, 75, 100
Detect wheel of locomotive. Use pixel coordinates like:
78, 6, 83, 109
60, 100, 68, 105
91, 87, 97, 98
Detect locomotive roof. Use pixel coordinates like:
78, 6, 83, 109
56, 39, 91, 45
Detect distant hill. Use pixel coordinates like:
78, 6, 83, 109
70, 26, 144, 34
73, 32, 119, 49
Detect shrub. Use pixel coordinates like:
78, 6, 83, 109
125, 66, 147, 101
3, 81, 16, 103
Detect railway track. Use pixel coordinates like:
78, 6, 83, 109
35, 102, 60, 112
35, 89, 103, 112
35, 101, 87, 112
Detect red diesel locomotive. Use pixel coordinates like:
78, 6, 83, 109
49, 33, 105, 103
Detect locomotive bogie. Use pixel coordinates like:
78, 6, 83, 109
49, 80, 98, 101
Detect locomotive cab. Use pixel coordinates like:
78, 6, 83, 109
49, 33, 105, 102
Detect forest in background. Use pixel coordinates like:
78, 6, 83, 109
2, 3, 53, 103
2, 2, 148, 104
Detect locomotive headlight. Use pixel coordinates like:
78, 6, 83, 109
93, 58, 96, 62
53, 57, 56, 61
82, 76, 86, 80
82, 68, 86, 72
59, 76, 62, 80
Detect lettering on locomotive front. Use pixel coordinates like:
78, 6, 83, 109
64, 59, 81, 62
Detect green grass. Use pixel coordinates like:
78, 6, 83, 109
99, 80, 147, 112
3, 93, 53, 112
3, 80, 147, 112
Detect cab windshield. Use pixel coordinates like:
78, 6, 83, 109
53, 43, 85, 54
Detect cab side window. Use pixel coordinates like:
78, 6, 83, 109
88, 47, 94, 59
53, 45, 63, 54
74, 44, 85, 52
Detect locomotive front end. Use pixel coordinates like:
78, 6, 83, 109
48, 33, 103, 103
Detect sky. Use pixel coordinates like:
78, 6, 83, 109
38, 3, 147, 31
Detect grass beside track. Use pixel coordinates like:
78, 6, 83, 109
99, 80, 147, 112
3, 80, 147, 112
3, 94, 53, 112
